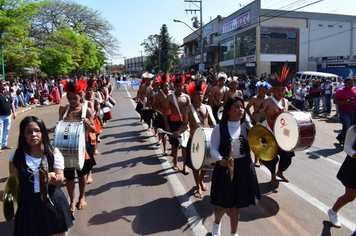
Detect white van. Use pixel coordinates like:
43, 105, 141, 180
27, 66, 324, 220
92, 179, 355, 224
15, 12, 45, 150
293, 71, 339, 85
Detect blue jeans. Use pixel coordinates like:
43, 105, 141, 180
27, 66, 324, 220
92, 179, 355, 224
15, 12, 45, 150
338, 113, 353, 142
0, 115, 12, 148
325, 94, 332, 114
313, 97, 320, 112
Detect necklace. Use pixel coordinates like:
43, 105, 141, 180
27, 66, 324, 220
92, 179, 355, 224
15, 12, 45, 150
0, 92, 9, 102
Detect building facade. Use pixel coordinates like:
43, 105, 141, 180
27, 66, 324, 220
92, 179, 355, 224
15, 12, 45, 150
179, 0, 356, 78
124, 56, 147, 74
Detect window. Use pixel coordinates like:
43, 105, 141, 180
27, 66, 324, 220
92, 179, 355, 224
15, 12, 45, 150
339, 25, 343, 28
219, 39, 234, 61
260, 30, 296, 54
210, 34, 214, 44
328, 25, 334, 28
318, 24, 323, 27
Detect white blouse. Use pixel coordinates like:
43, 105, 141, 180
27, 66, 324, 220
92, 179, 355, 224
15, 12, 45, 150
344, 125, 356, 158
9, 151, 64, 193
210, 120, 245, 161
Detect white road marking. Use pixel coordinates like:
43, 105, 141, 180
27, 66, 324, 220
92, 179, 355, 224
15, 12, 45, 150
125, 86, 208, 236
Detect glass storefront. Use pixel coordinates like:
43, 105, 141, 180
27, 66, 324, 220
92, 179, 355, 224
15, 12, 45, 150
260, 30, 297, 54
235, 32, 256, 58
219, 39, 234, 61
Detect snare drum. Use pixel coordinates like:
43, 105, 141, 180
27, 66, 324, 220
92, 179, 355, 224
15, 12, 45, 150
53, 121, 85, 170
103, 107, 112, 121
108, 96, 116, 106
273, 111, 315, 152
190, 127, 214, 171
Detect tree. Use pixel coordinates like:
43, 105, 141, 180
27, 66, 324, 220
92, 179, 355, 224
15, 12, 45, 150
167, 41, 182, 72
159, 24, 171, 72
141, 34, 160, 73
0, 0, 42, 74
30, 0, 120, 59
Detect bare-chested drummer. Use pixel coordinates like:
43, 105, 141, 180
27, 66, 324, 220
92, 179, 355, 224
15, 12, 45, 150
224, 75, 243, 104
209, 72, 229, 123
174, 80, 216, 198
163, 75, 191, 174
246, 81, 271, 167
253, 63, 295, 186
54, 79, 96, 211
153, 74, 172, 155
136, 72, 155, 131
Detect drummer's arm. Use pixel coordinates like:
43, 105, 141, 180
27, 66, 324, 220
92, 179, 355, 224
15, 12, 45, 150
85, 108, 96, 133
174, 107, 189, 138
245, 98, 255, 122
163, 96, 171, 132
94, 99, 100, 119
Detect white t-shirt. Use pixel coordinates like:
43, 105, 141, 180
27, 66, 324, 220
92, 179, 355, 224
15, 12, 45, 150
344, 125, 356, 158
9, 151, 64, 193
210, 120, 245, 161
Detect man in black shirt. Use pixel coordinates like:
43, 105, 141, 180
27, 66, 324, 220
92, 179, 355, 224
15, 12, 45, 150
0, 81, 16, 153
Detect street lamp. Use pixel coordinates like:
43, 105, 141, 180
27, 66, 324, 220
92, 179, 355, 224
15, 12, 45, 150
173, 17, 204, 72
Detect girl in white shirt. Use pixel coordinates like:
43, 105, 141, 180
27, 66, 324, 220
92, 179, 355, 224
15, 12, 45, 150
210, 97, 260, 236
328, 111, 356, 228
3, 116, 73, 236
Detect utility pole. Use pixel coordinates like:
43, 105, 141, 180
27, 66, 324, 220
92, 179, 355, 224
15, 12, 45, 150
185, 0, 204, 72
138, 50, 144, 72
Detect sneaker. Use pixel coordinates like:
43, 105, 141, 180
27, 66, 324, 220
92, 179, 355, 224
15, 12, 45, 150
328, 209, 341, 228
212, 222, 221, 236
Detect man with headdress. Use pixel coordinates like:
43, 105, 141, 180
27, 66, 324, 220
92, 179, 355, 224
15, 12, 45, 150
174, 80, 216, 198
209, 72, 229, 123
136, 72, 155, 131
84, 78, 102, 184
224, 74, 243, 104
246, 81, 272, 167
253, 63, 295, 186
163, 74, 191, 174
153, 74, 172, 155
52, 79, 96, 211
204, 76, 218, 104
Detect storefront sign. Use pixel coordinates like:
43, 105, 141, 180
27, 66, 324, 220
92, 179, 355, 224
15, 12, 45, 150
235, 55, 256, 64
223, 11, 250, 34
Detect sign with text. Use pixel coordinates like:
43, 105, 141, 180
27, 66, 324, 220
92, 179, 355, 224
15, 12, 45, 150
223, 11, 250, 34
235, 55, 256, 64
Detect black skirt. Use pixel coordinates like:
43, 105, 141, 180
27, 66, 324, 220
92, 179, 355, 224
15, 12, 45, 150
135, 101, 143, 114
14, 186, 74, 236
337, 155, 356, 189
210, 156, 260, 209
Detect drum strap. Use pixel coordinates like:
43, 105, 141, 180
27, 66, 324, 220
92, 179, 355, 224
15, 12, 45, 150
97, 91, 103, 103
270, 95, 285, 111
63, 102, 87, 120
172, 93, 183, 122
161, 90, 167, 99
189, 104, 216, 125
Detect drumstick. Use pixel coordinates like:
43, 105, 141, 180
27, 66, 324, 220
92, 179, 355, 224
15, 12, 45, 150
157, 128, 182, 138
125, 96, 135, 99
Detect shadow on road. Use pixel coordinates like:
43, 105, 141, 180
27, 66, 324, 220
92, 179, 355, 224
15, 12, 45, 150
306, 144, 343, 159
85, 169, 169, 196
88, 195, 190, 235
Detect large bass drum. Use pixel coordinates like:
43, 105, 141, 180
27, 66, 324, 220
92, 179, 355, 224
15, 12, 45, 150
190, 127, 214, 171
273, 111, 315, 152
53, 121, 85, 170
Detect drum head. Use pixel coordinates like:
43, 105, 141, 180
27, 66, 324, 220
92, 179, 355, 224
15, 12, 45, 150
274, 112, 300, 151
190, 127, 205, 171
103, 107, 111, 113
217, 106, 224, 121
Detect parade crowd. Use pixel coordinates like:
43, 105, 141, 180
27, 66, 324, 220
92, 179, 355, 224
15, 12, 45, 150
0, 66, 356, 235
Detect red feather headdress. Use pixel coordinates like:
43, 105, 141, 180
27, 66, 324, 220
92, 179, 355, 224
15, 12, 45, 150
172, 75, 185, 85
86, 79, 96, 88
185, 81, 208, 97
267, 62, 292, 87
61, 79, 87, 93
156, 74, 170, 85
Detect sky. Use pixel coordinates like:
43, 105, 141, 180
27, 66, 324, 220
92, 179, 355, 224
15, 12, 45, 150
74, 0, 356, 65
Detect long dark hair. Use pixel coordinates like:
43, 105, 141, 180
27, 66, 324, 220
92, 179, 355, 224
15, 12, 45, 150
13, 116, 54, 172
221, 96, 246, 123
